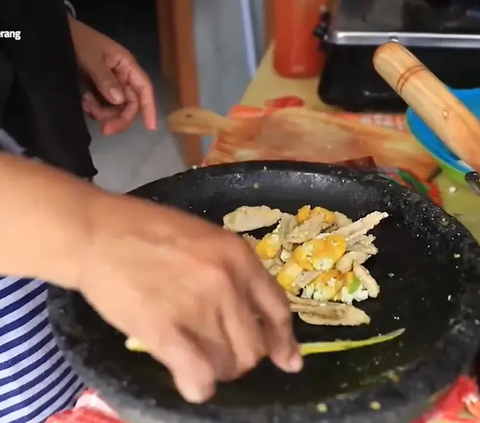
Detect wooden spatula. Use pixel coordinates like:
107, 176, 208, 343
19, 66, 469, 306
168, 105, 438, 179
373, 42, 480, 193
168, 108, 235, 136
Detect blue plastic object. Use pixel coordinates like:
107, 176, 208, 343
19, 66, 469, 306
406, 88, 480, 183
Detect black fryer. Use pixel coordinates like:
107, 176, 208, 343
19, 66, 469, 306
317, 0, 480, 111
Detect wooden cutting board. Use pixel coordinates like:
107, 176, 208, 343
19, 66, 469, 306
168, 107, 438, 180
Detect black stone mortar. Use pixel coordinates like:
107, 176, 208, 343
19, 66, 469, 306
48, 161, 480, 423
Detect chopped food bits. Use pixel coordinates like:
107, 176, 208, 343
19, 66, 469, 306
223, 205, 282, 232
255, 233, 281, 259
231, 205, 388, 326
125, 204, 404, 357
276, 260, 303, 294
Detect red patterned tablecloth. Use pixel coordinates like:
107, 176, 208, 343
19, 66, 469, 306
48, 376, 480, 423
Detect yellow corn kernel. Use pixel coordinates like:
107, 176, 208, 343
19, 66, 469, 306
293, 241, 317, 271
311, 285, 337, 301
304, 269, 343, 301
321, 235, 347, 262
255, 233, 281, 260
276, 260, 303, 294
125, 338, 147, 352
311, 207, 335, 226
293, 235, 346, 271
296, 205, 311, 224
311, 269, 341, 287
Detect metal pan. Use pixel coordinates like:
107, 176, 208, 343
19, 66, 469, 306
48, 161, 480, 423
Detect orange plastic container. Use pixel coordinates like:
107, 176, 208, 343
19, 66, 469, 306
273, 0, 328, 78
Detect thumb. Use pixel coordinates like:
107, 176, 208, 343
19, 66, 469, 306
87, 63, 125, 105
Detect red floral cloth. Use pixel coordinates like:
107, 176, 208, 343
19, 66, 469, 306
47, 377, 480, 423
46, 390, 121, 423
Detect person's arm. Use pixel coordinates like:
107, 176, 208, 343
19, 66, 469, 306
0, 151, 99, 286
0, 151, 301, 402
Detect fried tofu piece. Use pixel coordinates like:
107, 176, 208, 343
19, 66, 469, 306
223, 206, 282, 232
286, 215, 325, 244
333, 211, 353, 228
353, 262, 380, 298
268, 261, 283, 276
292, 270, 321, 289
349, 242, 378, 255
320, 211, 388, 242
335, 251, 370, 273
292, 303, 371, 326
276, 213, 297, 248
286, 291, 321, 306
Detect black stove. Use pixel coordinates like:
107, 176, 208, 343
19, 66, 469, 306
404, 0, 480, 33
318, 0, 480, 111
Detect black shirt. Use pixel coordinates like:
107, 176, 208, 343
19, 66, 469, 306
0, 0, 97, 178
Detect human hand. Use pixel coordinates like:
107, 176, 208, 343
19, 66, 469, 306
75, 195, 302, 403
68, 16, 157, 135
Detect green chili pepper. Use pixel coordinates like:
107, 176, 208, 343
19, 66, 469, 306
300, 328, 405, 356
348, 276, 362, 294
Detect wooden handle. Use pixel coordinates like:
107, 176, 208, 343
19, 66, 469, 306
373, 42, 480, 172
168, 108, 234, 136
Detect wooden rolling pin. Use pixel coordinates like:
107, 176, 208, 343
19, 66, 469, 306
373, 42, 480, 174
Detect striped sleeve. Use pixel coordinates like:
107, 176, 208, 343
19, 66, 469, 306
0, 277, 84, 423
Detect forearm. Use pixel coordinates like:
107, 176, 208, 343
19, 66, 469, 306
0, 152, 100, 288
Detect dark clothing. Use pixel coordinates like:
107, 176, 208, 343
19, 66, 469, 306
0, 0, 97, 178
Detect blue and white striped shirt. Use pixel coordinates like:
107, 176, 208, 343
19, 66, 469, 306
0, 277, 84, 423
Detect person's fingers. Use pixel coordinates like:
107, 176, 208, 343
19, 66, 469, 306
232, 245, 302, 374
82, 93, 120, 121
86, 60, 125, 105
83, 88, 138, 134
184, 318, 238, 383
220, 280, 266, 378
249, 271, 302, 373
107, 54, 157, 131
132, 77, 157, 131
101, 87, 139, 135
147, 325, 217, 403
